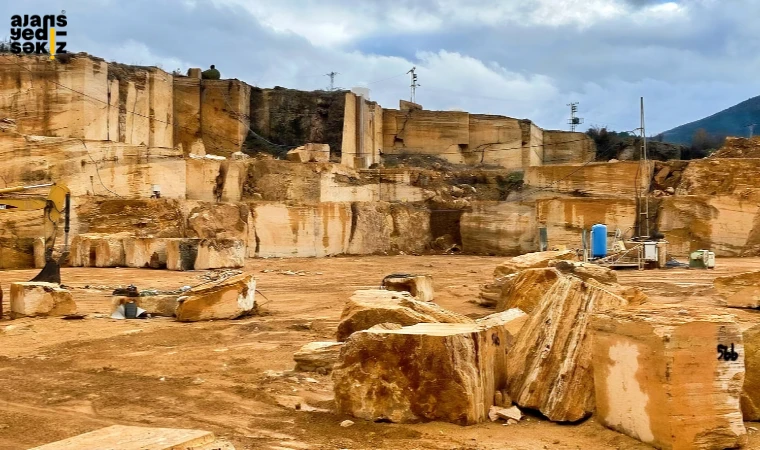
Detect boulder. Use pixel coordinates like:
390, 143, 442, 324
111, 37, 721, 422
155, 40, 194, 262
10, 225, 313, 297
496, 268, 561, 314
166, 239, 200, 271
333, 309, 527, 424
10, 282, 77, 318
286, 143, 330, 163
506, 274, 628, 422
383, 274, 434, 302
194, 239, 245, 270
175, 274, 256, 322
477, 274, 517, 308
591, 306, 747, 449
293, 341, 344, 372
493, 250, 577, 277
111, 295, 178, 317
336, 290, 473, 341
715, 271, 760, 309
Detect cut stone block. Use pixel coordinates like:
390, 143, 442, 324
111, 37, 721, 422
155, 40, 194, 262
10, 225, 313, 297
731, 309, 760, 421
166, 239, 200, 271
112, 296, 179, 317
493, 250, 576, 277
591, 306, 747, 450
507, 274, 627, 422
70, 233, 128, 267
715, 271, 760, 309
33, 237, 46, 269
10, 282, 77, 318
384, 274, 434, 302
124, 237, 169, 269
336, 289, 473, 341
333, 308, 527, 424
30, 425, 220, 450
94, 236, 126, 267
286, 143, 330, 163
496, 268, 561, 314
293, 341, 344, 372
194, 239, 245, 270
175, 274, 256, 322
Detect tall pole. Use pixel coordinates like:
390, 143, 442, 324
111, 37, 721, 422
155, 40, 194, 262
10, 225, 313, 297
641, 97, 650, 238
407, 67, 420, 103
325, 72, 339, 91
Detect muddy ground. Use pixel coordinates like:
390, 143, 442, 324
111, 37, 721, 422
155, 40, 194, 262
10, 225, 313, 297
1, 255, 760, 450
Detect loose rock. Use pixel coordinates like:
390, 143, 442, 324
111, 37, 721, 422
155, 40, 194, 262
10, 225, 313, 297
175, 273, 256, 322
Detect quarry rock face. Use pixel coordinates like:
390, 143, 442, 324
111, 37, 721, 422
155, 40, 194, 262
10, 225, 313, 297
336, 290, 473, 341
293, 341, 344, 372
506, 274, 628, 422
175, 274, 256, 322
10, 282, 77, 318
333, 309, 527, 424
493, 250, 576, 277
591, 306, 747, 450
166, 239, 200, 271
383, 275, 434, 302
715, 270, 760, 309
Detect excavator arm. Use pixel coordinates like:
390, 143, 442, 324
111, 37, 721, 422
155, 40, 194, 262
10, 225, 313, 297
0, 183, 71, 283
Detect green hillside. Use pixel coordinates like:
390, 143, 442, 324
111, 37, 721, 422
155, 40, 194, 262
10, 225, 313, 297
660, 95, 760, 145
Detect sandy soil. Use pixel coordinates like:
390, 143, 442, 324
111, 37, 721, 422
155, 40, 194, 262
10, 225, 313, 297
1, 255, 759, 450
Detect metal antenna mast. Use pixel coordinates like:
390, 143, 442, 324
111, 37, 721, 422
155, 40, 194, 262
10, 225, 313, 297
640, 96, 650, 238
407, 67, 420, 103
747, 123, 757, 138
567, 102, 583, 132
325, 71, 339, 91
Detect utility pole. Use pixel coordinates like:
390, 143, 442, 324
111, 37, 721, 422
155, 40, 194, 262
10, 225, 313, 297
407, 67, 420, 103
325, 71, 339, 91
640, 96, 650, 238
567, 102, 583, 132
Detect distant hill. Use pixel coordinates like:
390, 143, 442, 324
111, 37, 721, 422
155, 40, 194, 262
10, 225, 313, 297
660, 95, 760, 145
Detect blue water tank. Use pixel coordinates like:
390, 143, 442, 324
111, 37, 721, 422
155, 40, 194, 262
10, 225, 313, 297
591, 224, 608, 258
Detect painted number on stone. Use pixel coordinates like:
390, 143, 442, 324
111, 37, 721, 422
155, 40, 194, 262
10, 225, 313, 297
717, 344, 739, 361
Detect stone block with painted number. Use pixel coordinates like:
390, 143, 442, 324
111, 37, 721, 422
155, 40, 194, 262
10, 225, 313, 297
591, 306, 747, 450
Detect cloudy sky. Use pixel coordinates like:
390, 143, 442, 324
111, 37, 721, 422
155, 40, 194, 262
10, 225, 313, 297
4, 0, 759, 133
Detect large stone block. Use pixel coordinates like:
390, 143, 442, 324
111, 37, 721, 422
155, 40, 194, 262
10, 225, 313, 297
286, 143, 330, 163
175, 274, 256, 322
460, 202, 537, 255
293, 341, 344, 373
493, 250, 576, 277
336, 289, 473, 341
715, 270, 760, 309
111, 296, 179, 317
124, 238, 169, 269
166, 239, 200, 271
591, 306, 747, 450
194, 239, 245, 270
10, 282, 77, 318
506, 274, 628, 422
496, 268, 561, 314
383, 274, 434, 302
333, 309, 527, 424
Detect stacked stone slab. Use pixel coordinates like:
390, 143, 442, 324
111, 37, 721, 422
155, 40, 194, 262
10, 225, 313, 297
10, 282, 77, 318
333, 309, 527, 424
336, 289, 473, 341
591, 306, 747, 449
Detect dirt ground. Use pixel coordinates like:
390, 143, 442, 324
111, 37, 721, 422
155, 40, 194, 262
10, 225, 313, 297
1, 255, 760, 450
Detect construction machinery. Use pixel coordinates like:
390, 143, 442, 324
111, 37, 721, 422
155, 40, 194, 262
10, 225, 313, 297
0, 183, 71, 283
